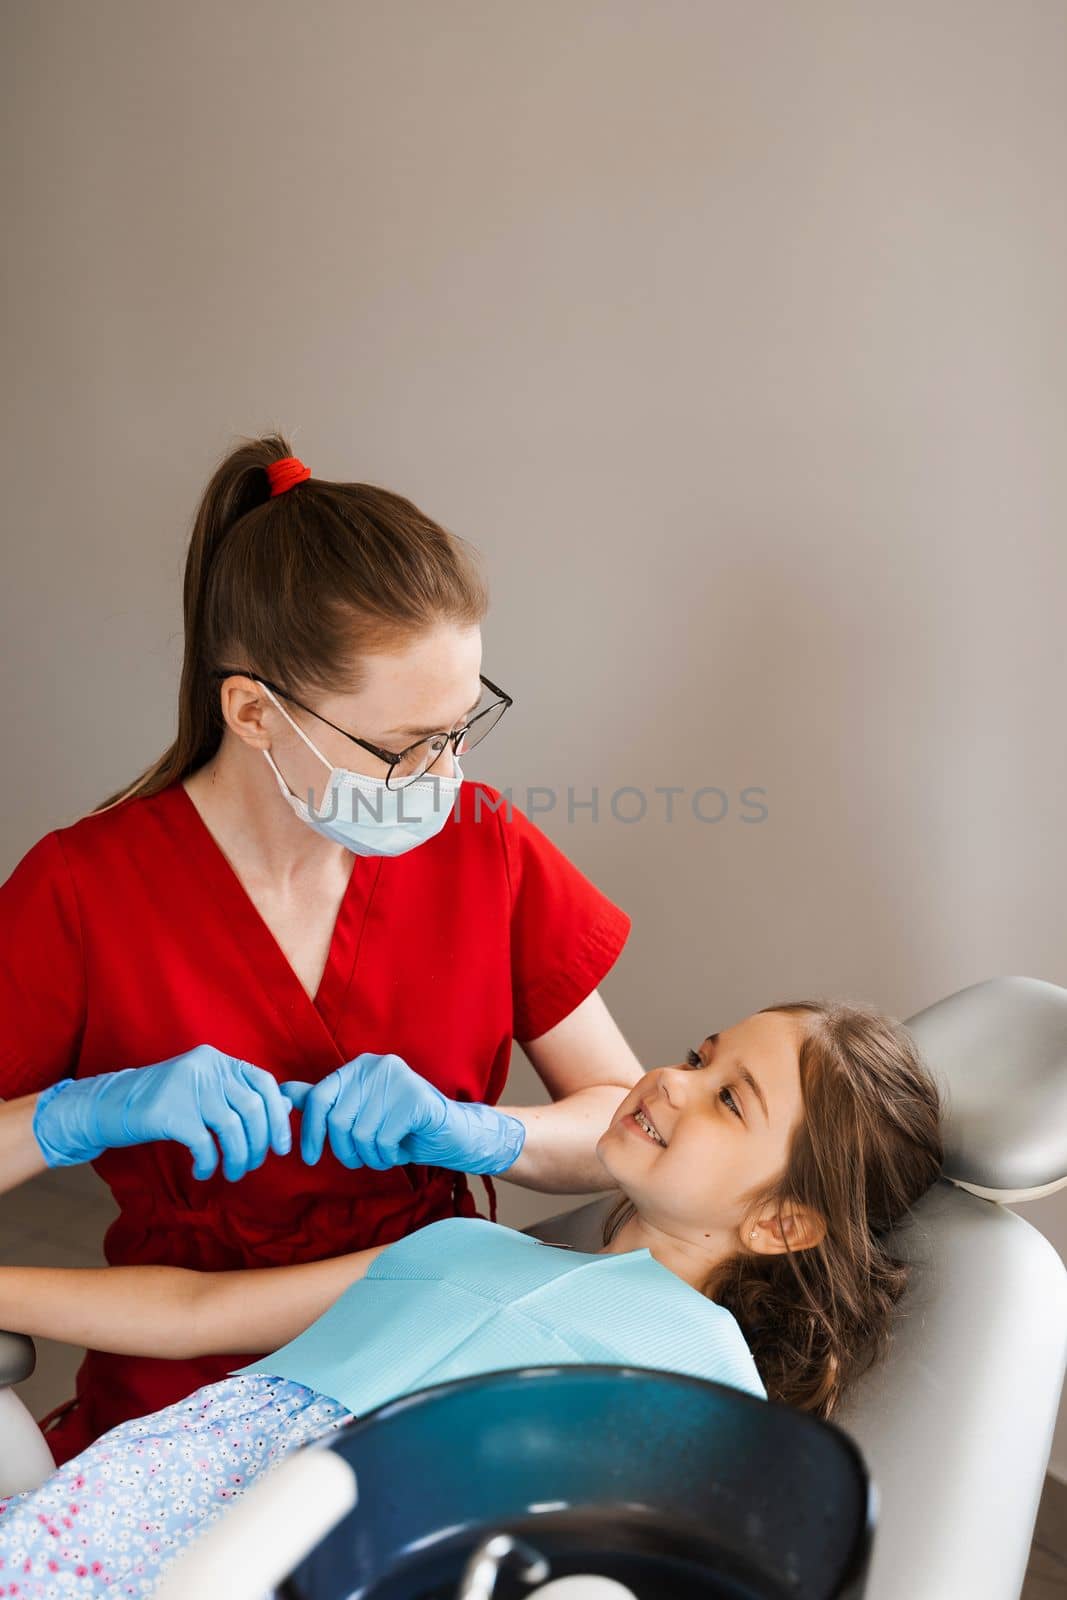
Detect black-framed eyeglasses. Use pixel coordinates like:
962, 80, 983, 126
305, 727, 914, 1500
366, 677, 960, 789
211, 668, 513, 790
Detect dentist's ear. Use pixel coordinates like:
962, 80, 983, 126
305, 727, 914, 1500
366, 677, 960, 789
216, 675, 275, 750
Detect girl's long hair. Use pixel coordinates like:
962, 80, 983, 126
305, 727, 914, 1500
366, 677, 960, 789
94, 433, 487, 812
602, 999, 945, 1420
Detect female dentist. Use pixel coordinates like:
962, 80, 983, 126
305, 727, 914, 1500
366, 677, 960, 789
0, 438, 641, 1465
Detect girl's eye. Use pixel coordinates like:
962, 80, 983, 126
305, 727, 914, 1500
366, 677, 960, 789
719, 1086, 743, 1121
685, 1047, 742, 1119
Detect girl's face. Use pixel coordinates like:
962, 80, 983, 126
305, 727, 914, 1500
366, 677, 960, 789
596, 1010, 808, 1248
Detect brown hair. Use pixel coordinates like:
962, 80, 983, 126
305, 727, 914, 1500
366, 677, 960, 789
602, 999, 945, 1420
94, 434, 488, 812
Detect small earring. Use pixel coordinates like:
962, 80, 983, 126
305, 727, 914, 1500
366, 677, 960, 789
750, 1228, 757, 1239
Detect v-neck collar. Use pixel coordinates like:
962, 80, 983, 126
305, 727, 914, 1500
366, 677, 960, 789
166, 780, 382, 1056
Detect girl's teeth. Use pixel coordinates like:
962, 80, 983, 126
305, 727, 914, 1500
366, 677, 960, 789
634, 1110, 663, 1145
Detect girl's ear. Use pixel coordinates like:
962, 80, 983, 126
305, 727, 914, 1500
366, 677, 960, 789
762, 1206, 827, 1254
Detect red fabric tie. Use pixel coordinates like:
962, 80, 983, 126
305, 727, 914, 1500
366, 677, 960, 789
267, 456, 311, 496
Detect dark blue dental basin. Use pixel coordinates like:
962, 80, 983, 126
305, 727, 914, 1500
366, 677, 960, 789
280, 1365, 874, 1600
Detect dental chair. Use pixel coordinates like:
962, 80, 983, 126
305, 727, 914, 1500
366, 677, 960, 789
1, 976, 1065, 1600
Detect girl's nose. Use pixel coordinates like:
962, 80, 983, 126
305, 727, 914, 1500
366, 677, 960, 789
657, 1066, 687, 1106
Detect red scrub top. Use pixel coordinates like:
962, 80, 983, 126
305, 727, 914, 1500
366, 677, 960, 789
0, 778, 630, 1465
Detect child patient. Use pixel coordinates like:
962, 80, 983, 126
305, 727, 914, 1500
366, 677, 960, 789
0, 998, 943, 1598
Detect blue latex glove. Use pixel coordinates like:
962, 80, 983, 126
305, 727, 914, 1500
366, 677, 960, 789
32, 1045, 295, 1182
282, 1053, 526, 1175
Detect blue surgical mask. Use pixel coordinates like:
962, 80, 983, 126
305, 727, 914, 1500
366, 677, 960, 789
259, 681, 463, 858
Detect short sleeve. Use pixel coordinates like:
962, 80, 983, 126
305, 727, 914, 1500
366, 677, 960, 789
0, 831, 87, 1097
497, 798, 631, 1043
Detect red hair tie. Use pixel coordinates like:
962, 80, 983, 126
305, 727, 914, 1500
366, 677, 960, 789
266, 456, 312, 497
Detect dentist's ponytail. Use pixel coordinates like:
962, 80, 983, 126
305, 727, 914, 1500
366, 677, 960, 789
93, 432, 487, 812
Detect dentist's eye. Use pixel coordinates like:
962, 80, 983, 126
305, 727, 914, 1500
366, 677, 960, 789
685, 1048, 702, 1069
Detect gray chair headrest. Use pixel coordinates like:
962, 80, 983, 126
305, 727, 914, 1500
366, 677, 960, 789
905, 976, 1067, 1202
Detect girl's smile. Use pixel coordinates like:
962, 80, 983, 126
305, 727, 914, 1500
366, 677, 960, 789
624, 1104, 667, 1145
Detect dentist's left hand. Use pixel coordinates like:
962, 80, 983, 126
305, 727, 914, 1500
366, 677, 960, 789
283, 1053, 526, 1175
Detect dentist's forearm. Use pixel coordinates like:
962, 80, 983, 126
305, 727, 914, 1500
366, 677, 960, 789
495, 1084, 630, 1193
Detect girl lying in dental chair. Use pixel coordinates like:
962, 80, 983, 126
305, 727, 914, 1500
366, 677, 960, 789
0, 999, 943, 1599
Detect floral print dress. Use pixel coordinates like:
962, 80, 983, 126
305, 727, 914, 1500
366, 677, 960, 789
0, 1373, 352, 1598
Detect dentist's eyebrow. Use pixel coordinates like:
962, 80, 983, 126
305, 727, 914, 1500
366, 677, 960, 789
386, 694, 483, 740
702, 1033, 769, 1125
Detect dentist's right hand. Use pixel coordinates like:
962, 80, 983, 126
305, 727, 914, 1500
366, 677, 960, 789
31, 1045, 295, 1182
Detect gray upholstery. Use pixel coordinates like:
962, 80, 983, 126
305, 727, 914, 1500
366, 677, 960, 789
0, 1331, 35, 1388
910, 975, 1067, 1200
0, 976, 1064, 1600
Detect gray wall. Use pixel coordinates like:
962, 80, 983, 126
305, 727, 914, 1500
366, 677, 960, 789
5, 1, 1066, 1474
